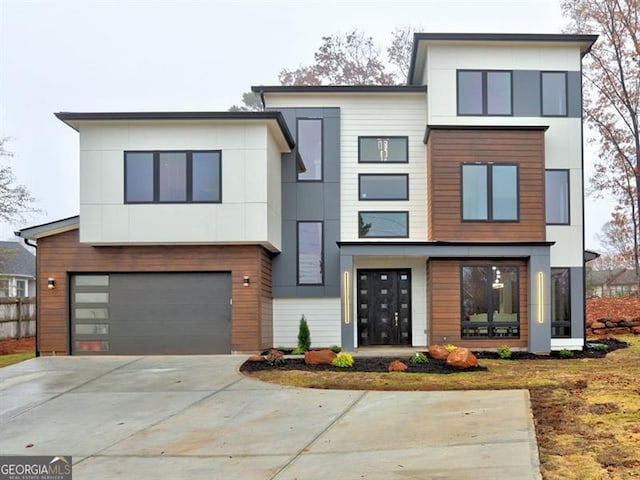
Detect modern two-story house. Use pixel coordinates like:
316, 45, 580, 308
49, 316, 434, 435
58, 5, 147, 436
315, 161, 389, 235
18, 33, 597, 355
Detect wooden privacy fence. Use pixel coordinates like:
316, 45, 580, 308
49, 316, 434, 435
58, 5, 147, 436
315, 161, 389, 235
0, 297, 36, 339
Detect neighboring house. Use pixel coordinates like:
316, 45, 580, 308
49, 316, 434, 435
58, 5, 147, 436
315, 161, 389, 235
17, 32, 597, 355
0, 241, 36, 298
588, 268, 639, 297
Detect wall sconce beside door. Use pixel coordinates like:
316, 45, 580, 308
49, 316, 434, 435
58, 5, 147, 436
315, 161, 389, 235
47, 278, 56, 290
242, 276, 250, 287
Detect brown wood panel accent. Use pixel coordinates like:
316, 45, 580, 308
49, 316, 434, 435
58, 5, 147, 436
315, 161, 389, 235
428, 258, 528, 349
36, 229, 273, 355
427, 129, 545, 242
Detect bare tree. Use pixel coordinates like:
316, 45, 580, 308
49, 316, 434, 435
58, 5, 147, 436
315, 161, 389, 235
561, 0, 640, 284
387, 26, 420, 82
0, 137, 35, 224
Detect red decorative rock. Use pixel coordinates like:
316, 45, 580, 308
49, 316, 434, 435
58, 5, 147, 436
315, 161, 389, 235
428, 345, 450, 360
304, 349, 337, 365
446, 348, 479, 369
591, 321, 606, 329
632, 326, 640, 335
247, 355, 265, 362
607, 327, 631, 335
388, 360, 408, 372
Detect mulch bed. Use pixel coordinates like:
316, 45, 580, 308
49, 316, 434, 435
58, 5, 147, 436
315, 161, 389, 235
240, 338, 629, 374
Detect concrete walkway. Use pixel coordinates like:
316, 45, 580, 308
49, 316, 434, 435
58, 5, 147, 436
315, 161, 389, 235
0, 356, 541, 479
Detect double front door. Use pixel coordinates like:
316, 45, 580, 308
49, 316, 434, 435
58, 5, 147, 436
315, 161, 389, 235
357, 269, 411, 346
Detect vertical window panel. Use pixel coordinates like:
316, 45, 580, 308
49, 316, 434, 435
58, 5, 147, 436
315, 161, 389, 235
487, 71, 512, 115
551, 268, 571, 338
159, 153, 187, 202
457, 71, 483, 115
297, 119, 322, 181
462, 165, 488, 220
192, 152, 221, 202
125, 152, 154, 202
492, 165, 518, 220
542, 72, 567, 116
546, 170, 570, 224
298, 222, 323, 285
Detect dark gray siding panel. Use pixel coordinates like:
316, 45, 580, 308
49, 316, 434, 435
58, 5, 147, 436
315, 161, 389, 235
513, 70, 540, 117
270, 107, 341, 298
567, 71, 582, 118
570, 267, 585, 338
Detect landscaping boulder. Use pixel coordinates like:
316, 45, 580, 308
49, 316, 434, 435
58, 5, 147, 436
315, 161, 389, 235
632, 326, 640, 335
591, 321, 606, 329
388, 360, 408, 372
304, 349, 337, 365
446, 347, 479, 369
247, 355, 265, 362
428, 344, 450, 360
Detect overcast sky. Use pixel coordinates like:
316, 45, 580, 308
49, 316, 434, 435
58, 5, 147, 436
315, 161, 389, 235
0, 0, 615, 249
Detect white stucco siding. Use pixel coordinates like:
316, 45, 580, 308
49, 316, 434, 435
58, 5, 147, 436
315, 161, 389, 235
273, 298, 341, 347
266, 93, 428, 242
353, 256, 428, 348
78, 120, 283, 248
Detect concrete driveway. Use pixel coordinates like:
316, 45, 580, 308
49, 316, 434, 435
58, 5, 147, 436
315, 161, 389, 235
0, 356, 541, 479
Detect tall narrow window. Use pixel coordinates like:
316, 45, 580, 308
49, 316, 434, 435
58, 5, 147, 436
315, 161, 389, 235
297, 119, 322, 181
125, 152, 154, 202
462, 164, 518, 221
192, 152, 221, 202
551, 268, 571, 337
461, 265, 520, 338
546, 170, 570, 224
458, 70, 512, 116
541, 72, 567, 116
159, 153, 187, 202
298, 222, 323, 285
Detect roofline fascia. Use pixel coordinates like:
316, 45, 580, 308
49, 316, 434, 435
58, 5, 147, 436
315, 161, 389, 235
423, 124, 550, 143
251, 85, 427, 94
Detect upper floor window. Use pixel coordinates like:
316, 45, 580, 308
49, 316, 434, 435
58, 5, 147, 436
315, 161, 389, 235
125, 151, 221, 204
358, 137, 408, 163
462, 164, 518, 221
545, 170, 570, 224
297, 119, 322, 181
359, 211, 409, 238
359, 174, 409, 200
457, 70, 512, 116
541, 72, 567, 116
297, 221, 323, 285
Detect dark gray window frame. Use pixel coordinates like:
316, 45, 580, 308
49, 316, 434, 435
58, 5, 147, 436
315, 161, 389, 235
540, 71, 568, 117
296, 221, 324, 286
358, 136, 409, 163
124, 150, 222, 204
545, 169, 571, 225
358, 211, 409, 238
550, 268, 571, 338
461, 163, 520, 222
457, 70, 513, 116
296, 118, 324, 182
358, 173, 409, 201
460, 265, 520, 339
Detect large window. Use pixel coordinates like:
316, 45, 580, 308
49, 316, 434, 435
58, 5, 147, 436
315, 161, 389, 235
457, 70, 512, 116
461, 265, 520, 339
358, 137, 408, 163
297, 222, 323, 285
462, 164, 518, 221
546, 170, 570, 224
541, 72, 567, 116
125, 151, 221, 203
551, 268, 571, 338
297, 119, 322, 181
359, 174, 408, 200
359, 211, 408, 238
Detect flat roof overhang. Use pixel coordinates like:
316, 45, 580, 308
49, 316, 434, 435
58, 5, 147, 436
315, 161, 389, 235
337, 241, 555, 258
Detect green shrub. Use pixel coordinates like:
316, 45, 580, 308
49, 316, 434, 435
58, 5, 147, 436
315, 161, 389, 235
331, 352, 354, 368
297, 315, 311, 352
329, 345, 342, 353
291, 347, 305, 355
593, 343, 608, 352
497, 345, 512, 359
409, 352, 428, 365
265, 349, 285, 366
444, 344, 458, 353
559, 348, 574, 359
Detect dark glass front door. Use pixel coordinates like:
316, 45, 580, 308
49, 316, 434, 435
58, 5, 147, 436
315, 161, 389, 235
357, 269, 411, 346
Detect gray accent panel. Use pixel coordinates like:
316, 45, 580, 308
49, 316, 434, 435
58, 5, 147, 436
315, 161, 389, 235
338, 243, 551, 258
513, 70, 540, 117
270, 107, 341, 298
570, 267, 585, 339
71, 273, 231, 355
340, 254, 355, 351
567, 71, 582, 118
528, 255, 552, 353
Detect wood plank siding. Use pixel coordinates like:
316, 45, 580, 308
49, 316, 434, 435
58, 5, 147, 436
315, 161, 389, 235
428, 258, 529, 349
427, 128, 546, 242
36, 229, 273, 354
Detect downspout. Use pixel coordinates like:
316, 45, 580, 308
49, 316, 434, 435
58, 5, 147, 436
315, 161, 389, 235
258, 89, 266, 111
20, 237, 39, 357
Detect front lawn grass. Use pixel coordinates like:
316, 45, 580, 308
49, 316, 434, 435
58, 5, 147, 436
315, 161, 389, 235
244, 336, 640, 480
0, 351, 35, 368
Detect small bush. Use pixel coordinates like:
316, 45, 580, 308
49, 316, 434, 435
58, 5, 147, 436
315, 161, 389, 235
329, 345, 342, 353
409, 352, 428, 365
291, 347, 305, 355
265, 349, 285, 366
297, 315, 311, 352
593, 343, 608, 352
497, 345, 512, 359
331, 352, 354, 368
444, 344, 458, 353
559, 349, 574, 359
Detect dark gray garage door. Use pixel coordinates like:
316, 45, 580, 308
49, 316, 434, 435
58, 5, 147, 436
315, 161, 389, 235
71, 273, 231, 354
